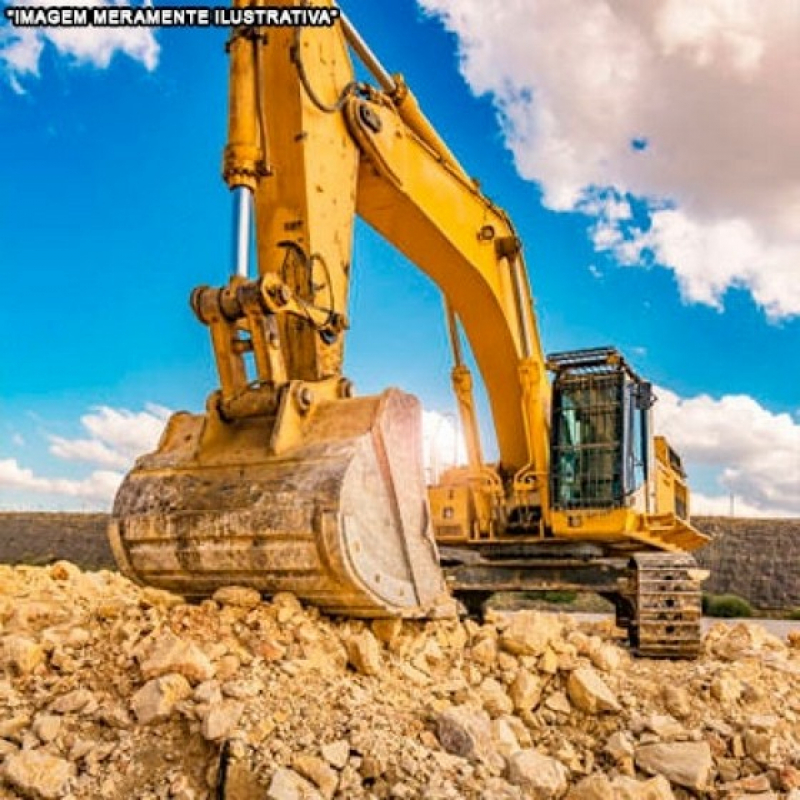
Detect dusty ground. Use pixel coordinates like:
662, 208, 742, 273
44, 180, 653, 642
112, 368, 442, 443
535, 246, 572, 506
1, 562, 800, 800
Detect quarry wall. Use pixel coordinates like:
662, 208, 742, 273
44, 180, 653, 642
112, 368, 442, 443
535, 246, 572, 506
693, 516, 800, 610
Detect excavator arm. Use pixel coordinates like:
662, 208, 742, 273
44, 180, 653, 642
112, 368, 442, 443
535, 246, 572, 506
217, 4, 551, 486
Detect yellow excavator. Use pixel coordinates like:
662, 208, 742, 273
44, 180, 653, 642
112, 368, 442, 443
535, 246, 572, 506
109, 1, 710, 657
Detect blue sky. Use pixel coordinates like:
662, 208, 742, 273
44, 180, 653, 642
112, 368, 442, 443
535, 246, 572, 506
1, 0, 798, 515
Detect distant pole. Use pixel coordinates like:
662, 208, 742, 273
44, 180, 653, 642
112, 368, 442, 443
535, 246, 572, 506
729, 492, 735, 517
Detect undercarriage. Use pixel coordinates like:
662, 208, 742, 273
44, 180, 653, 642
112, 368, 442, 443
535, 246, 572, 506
441, 543, 704, 659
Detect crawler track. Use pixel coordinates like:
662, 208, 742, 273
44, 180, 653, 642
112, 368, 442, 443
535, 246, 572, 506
631, 552, 703, 658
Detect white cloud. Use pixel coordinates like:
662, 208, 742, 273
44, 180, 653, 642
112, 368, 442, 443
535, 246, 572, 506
59, 403, 172, 463
588, 264, 603, 280
48, 435, 129, 469
654, 387, 800, 517
0, 458, 123, 503
1, 0, 159, 92
419, 0, 800, 318
689, 492, 784, 519
0, 404, 171, 509
422, 410, 467, 482
643, 210, 800, 321
592, 204, 800, 320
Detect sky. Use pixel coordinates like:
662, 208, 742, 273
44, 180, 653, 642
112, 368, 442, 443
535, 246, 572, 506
0, 0, 798, 517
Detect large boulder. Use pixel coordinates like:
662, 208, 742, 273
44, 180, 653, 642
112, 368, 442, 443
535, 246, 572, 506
437, 705, 496, 764
509, 669, 542, 713
345, 631, 382, 676
634, 742, 713, 791
500, 612, 563, 657
3, 751, 75, 800
506, 749, 569, 799
130, 673, 192, 724
567, 667, 620, 714
140, 632, 215, 684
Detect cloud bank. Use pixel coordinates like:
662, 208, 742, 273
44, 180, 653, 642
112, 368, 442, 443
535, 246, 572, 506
419, 0, 800, 318
655, 388, 799, 517
0, 404, 170, 509
1, 0, 159, 93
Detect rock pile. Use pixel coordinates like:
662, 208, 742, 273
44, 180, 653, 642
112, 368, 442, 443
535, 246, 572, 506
0, 562, 799, 799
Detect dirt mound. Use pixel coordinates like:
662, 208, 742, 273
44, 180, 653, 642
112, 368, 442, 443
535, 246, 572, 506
0, 563, 799, 799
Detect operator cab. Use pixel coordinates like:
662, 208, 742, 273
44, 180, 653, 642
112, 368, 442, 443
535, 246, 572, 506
547, 347, 654, 512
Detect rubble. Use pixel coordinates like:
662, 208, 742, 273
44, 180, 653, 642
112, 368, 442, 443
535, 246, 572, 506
212, 586, 262, 609
566, 773, 616, 800
293, 754, 338, 799
31, 714, 60, 743
500, 610, 564, 656
131, 673, 192, 724
0, 634, 45, 675
344, 630, 382, 676
267, 767, 321, 800
201, 700, 244, 742
139, 631, 215, 684
661, 686, 692, 719
605, 731, 635, 761
0, 561, 798, 799
320, 740, 350, 770
510, 668, 542, 713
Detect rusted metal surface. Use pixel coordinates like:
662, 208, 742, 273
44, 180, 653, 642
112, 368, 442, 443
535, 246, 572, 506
109, 389, 445, 616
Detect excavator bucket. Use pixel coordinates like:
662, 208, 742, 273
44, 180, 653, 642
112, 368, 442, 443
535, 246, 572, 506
108, 389, 446, 616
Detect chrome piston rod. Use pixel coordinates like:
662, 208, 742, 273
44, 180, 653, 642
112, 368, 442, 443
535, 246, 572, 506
231, 186, 253, 279
333, 3, 396, 93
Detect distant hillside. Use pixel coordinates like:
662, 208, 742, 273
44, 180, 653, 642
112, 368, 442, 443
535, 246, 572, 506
0, 512, 113, 570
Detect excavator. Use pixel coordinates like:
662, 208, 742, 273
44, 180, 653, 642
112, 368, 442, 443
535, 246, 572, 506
108, 0, 710, 658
